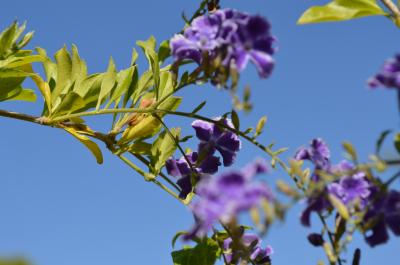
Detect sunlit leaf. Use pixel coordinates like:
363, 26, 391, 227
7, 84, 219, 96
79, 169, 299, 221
151, 128, 181, 175
298, 0, 387, 25
63, 127, 104, 164
171, 238, 220, 265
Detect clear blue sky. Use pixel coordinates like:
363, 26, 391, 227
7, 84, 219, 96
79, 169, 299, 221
1, 0, 399, 264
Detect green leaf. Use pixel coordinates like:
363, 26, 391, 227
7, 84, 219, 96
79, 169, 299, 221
191, 101, 206, 114
129, 141, 152, 155
376, 129, 392, 155
36, 47, 57, 81
7, 88, 36, 102
343, 141, 357, 161
328, 194, 350, 220
107, 66, 136, 107
172, 231, 187, 248
151, 128, 181, 175
231, 110, 240, 130
171, 238, 220, 265
158, 40, 171, 63
63, 127, 104, 164
158, 71, 175, 99
298, 0, 387, 24
52, 46, 73, 102
394, 133, 400, 154
131, 48, 139, 66
96, 57, 116, 110
158, 96, 182, 114
52, 92, 87, 115
254, 116, 267, 137
137, 36, 160, 99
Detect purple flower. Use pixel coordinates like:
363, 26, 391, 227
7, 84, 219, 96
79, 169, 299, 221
192, 119, 241, 166
368, 55, 400, 89
170, 9, 276, 78
296, 138, 374, 226
295, 138, 330, 171
328, 172, 371, 206
187, 160, 272, 237
363, 190, 400, 247
223, 233, 273, 265
166, 152, 221, 199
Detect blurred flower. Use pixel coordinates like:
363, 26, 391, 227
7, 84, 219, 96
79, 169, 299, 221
363, 190, 400, 247
328, 172, 371, 206
166, 152, 221, 199
192, 118, 241, 166
368, 54, 400, 89
170, 9, 276, 78
295, 138, 330, 175
223, 233, 273, 265
296, 138, 373, 226
186, 160, 271, 238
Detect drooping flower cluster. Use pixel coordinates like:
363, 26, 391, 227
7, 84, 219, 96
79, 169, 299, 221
368, 54, 400, 89
223, 233, 273, 265
294, 139, 371, 226
166, 118, 241, 199
186, 160, 272, 238
170, 9, 276, 78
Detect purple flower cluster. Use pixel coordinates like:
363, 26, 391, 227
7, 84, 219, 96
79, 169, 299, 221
223, 233, 273, 265
166, 118, 241, 199
295, 139, 371, 226
363, 190, 400, 247
170, 9, 276, 78
368, 54, 400, 89
295, 138, 400, 247
166, 152, 221, 199
187, 160, 272, 238
192, 119, 241, 166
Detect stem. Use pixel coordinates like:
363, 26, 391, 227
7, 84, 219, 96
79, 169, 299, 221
118, 154, 184, 203
132, 152, 182, 192
385, 170, 400, 186
0, 109, 41, 124
154, 114, 197, 173
381, 0, 400, 17
318, 214, 343, 265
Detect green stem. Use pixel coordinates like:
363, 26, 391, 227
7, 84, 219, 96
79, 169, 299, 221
132, 152, 182, 192
118, 154, 184, 203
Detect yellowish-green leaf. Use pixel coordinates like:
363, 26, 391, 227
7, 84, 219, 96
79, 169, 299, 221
7, 88, 36, 102
328, 194, 350, 220
96, 57, 116, 110
151, 128, 181, 175
63, 127, 103, 164
298, 0, 387, 25
343, 141, 358, 161
254, 116, 267, 137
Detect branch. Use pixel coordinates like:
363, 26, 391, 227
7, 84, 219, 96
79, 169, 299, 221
381, 0, 400, 18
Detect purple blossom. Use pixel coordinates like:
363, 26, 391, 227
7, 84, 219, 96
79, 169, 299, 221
186, 160, 272, 238
368, 55, 400, 89
170, 9, 276, 78
295, 138, 330, 172
166, 152, 221, 199
363, 190, 400, 247
192, 119, 241, 166
223, 233, 273, 265
328, 172, 371, 206
296, 138, 372, 226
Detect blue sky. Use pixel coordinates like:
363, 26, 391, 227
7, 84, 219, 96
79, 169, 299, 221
1, 0, 399, 264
